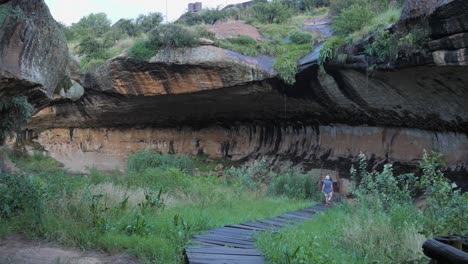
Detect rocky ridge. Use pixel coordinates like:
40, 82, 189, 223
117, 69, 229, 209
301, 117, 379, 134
2, 0, 466, 185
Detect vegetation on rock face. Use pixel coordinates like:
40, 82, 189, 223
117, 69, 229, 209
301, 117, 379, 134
63, 12, 164, 72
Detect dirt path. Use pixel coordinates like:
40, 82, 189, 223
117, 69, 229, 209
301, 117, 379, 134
0, 236, 138, 264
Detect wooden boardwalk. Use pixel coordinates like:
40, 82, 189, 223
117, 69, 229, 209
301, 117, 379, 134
185, 204, 328, 264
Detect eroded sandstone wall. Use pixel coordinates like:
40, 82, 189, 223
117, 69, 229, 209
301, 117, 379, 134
35, 125, 467, 175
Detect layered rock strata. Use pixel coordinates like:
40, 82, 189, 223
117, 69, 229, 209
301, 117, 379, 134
14, 0, 468, 189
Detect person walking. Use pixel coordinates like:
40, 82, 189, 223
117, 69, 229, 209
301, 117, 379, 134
322, 175, 333, 205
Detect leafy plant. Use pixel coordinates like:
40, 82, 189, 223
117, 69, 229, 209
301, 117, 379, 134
128, 39, 155, 60
365, 29, 399, 62
172, 215, 193, 263
0, 173, 44, 220
274, 44, 311, 85
318, 36, 344, 65
87, 193, 109, 228
138, 189, 165, 212
418, 151, 468, 236
123, 214, 150, 235
0, 96, 34, 144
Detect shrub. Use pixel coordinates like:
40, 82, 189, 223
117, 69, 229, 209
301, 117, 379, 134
128, 39, 155, 61
318, 36, 344, 65
267, 165, 320, 199
225, 160, 321, 199
289, 31, 313, 44
274, 44, 311, 85
126, 151, 194, 174
418, 151, 468, 236
0, 96, 34, 144
351, 153, 415, 209
148, 24, 199, 49
332, 3, 375, 36
0, 173, 44, 224
365, 29, 399, 62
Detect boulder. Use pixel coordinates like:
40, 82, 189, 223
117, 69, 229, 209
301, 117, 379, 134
0, 0, 71, 108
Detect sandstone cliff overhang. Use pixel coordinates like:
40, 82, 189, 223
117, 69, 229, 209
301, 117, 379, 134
0, 0, 71, 108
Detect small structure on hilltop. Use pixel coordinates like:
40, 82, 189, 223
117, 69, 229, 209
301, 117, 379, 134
188, 2, 202, 12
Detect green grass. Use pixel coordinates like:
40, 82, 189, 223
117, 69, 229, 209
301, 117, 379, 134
0, 152, 311, 263
257, 203, 427, 264
347, 7, 401, 45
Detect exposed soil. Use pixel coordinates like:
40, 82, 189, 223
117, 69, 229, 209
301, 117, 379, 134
0, 236, 139, 264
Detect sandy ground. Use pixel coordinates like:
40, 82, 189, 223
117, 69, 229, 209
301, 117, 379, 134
0, 236, 139, 264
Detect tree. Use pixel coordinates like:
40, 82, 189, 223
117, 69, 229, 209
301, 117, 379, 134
136, 12, 164, 33
251, 0, 292, 24
68, 13, 111, 40
113, 18, 138, 37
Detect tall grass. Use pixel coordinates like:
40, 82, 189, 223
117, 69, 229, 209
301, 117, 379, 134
257, 204, 427, 264
348, 7, 401, 44
126, 151, 194, 173
0, 151, 310, 262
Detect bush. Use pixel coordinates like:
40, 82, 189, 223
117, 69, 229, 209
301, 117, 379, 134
332, 3, 375, 36
180, 8, 228, 25
267, 165, 320, 199
318, 36, 344, 65
0, 96, 34, 144
128, 39, 155, 61
225, 160, 321, 199
126, 151, 194, 174
0, 173, 44, 225
418, 151, 468, 236
148, 24, 199, 49
274, 44, 311, 85
365, 29, 399, 62
251, 0, 292, 24
289, 31, 313, 44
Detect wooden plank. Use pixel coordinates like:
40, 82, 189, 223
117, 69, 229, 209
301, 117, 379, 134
267, 217, 295, 224
281, 213, 309, 220
206, 231, 255, 241
241, 222, 279, 231
187, 247, 263, 256
226, 224, 264, 231
287, 211, 313, 217
188, 252, 265, 261
197, 239, 256, 249
208, 227, 257, 236
212, 227, 257, 235
195, 235, 255, 246
256, 219, 288, 227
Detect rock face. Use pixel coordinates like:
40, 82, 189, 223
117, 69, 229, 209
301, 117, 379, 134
35, 126, 468, 175
0, 0, 72, 108
18, 0, 468, 189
